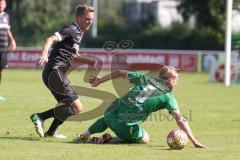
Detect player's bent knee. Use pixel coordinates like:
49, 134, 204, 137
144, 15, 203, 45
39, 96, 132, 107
140, 131, 150, 144
140, 138, 150, 144
71, 99, 83, 113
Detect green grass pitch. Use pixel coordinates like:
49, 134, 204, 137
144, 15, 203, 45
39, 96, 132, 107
0, 69, 239, 160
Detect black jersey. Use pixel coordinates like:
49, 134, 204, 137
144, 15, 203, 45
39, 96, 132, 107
48, 23, 84, 67
0, 12, 10, 51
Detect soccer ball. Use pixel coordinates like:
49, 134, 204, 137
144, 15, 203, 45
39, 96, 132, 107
167, 129, 188, 150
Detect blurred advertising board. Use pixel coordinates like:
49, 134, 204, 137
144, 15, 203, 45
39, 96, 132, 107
209, 51, 240, 83
7, 48, 198, 71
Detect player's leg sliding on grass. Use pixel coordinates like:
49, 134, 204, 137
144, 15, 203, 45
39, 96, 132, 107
77, 67, 205, 147
30, 4, 96, 138
78, 117, 150, 144
77, 117, 117, 144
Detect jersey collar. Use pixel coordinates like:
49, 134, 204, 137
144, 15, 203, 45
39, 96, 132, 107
75, 22, 83, 33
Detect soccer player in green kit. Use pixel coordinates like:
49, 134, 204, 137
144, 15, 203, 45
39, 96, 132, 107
77, 65, 205, 148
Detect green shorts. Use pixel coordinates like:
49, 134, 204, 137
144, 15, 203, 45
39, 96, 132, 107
111, 124, 145, 143
104, 105, 145, 143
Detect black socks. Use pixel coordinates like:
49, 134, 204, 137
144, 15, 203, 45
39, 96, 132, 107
44, 105, 75, 135
38, 108, 54, 121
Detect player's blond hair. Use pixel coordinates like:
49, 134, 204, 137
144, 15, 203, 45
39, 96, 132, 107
159, 65, 179, 91
76, 4, 94, 17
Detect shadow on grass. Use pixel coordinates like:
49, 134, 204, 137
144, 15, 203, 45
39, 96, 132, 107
67, 140, 126, 145
0, 135, 41, 141
233, 120, 240, 122
68, 140, 170, 150
0, 136, 174, 150
146, 144, 171, 150
0, 134, 173, 150
0, 132, 66, 143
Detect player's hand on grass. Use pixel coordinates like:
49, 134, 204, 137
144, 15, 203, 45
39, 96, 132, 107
89, 75, 101, 87
193, 140, 206, 148
38, 53, 48, 66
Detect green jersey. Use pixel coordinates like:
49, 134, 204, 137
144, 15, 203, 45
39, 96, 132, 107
105, 71, 178, 126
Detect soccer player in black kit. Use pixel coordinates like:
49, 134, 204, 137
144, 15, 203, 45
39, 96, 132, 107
30, 4, 96, 138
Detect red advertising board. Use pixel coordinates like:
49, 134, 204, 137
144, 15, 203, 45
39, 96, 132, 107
7, 49, 198, 71
8, 49, 42, 68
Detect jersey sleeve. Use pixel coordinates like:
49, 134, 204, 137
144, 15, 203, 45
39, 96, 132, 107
54, 25, 83, 53
127, 71, 145, 84
1, 13, 10, 29
164, 93, 179, 111
145, 93, 178, 113
54, 25, 72, 42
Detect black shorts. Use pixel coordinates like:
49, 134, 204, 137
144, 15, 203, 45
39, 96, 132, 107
0, 51, 8, 69
42, 62, 78, 104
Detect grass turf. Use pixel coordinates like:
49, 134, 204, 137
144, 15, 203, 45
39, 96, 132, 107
0, 69, 239, 160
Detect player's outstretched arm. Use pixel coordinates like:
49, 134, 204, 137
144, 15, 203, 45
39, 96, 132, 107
39, 35, 59, 66
171, 109, 206, 148
73, 53, 97, 68
89, 70, 128, 87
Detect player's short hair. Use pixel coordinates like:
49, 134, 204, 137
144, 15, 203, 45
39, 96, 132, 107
159, 65, 179, 81
159, 65, 179, 91
76, 4, 94, 17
